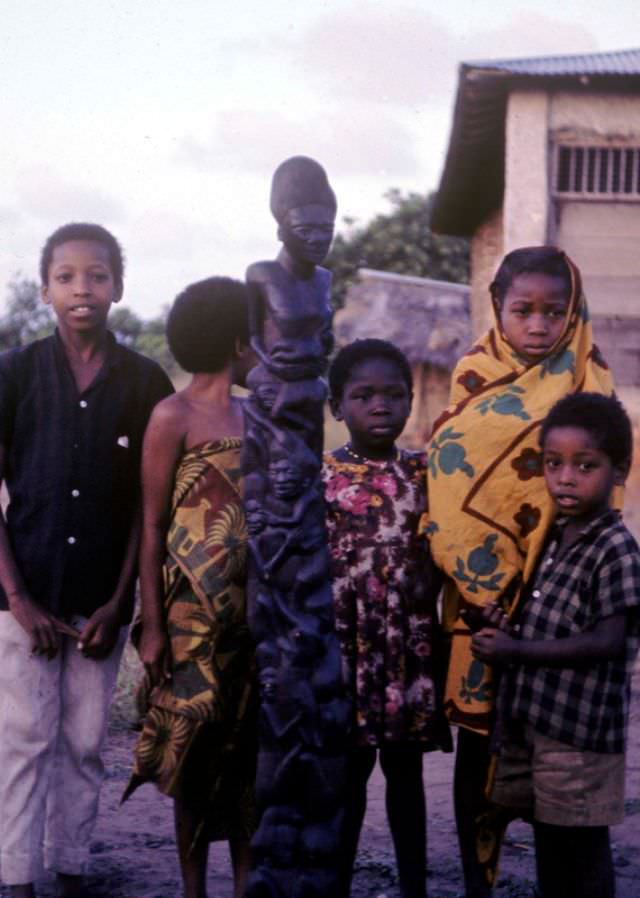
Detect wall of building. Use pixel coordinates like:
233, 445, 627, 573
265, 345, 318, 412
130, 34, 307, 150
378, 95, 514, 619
549, 91, 640, 137
549, 90, 640, 378
504, 91, 550, 249
469, 208, 503, 337
469, 91, 549, 339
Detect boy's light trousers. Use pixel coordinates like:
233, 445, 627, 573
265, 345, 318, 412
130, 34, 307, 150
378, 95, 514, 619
0, 610, 127, 885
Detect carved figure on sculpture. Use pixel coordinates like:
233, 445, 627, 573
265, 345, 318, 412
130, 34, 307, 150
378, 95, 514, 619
242, 156, 347, 898
247, 156, 336, 380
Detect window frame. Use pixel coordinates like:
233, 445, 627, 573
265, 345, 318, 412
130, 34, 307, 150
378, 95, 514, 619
552, 143, 640, 200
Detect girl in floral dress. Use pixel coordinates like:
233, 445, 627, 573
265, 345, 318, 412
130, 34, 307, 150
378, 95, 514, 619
323, 339, 451, 898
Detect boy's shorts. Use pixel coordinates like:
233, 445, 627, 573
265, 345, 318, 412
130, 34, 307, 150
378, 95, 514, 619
491, 722, 625, 827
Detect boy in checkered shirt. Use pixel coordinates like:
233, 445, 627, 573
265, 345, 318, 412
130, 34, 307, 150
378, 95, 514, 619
472, 393, 640, 898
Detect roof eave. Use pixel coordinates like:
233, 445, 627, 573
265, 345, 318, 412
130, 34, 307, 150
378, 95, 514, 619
431, 66, 640, 238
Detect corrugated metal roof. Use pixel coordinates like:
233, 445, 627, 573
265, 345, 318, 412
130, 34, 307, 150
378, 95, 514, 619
468, 48, 640, 78
431, 48, 640, 237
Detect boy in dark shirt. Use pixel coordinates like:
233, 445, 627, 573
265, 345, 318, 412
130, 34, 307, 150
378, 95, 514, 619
0, 223, 173, 898
472, 393, 640, 898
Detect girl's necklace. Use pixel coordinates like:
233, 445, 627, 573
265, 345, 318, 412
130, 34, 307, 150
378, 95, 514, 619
344, 442, 397, 464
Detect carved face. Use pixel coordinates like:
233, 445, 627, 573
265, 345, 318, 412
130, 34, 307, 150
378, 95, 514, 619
254, 381, 280, 411
278, 204, 335, 266
245, 498, 267, 535
269, 457, 309, 499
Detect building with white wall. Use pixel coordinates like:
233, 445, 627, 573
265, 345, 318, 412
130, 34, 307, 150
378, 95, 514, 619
431, 48, 640, 387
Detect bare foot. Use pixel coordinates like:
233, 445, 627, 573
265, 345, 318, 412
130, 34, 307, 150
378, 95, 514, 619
56, 873, 86, 897
9, 885, 36, 898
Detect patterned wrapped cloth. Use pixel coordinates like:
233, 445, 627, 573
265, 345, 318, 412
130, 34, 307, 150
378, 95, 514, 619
422, 252, 617, 736
125, 438, 257, 841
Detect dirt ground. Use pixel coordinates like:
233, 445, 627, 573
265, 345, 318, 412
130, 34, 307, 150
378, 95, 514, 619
5, 648, 638, 898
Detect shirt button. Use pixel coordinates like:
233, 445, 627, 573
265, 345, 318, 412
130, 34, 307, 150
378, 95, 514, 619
67, 536, 76, 545
512, 624, 521, 633
532, 589, 541, 598
71, 489, 80, 498
79, 400, 88, 408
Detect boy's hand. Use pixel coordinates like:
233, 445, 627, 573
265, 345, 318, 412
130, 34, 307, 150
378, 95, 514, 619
78, 603, 121, 659
138, 624, 172, 685
480, 600, 511, 632
461, 601, 512, 634
8, 593, 63, 659
471, 627, 519, 664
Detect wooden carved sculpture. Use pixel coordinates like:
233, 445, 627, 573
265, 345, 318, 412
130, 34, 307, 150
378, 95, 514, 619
242, 156, 348, 897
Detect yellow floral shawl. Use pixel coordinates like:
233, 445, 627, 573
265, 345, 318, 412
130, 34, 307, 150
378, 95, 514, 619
424, 252, 616, 734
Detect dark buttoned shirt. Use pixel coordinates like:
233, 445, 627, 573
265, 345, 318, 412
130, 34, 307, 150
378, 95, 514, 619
0, 331, 173, 620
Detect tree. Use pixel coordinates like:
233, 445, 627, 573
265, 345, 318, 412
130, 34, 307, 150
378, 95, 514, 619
108, 306, 143, 347
135, 312, 180, 379
327, 189, 470, 308
0, 276, 55, 349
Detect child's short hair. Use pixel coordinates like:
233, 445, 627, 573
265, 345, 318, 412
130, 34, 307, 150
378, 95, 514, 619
490, 246, 572, 306
167, 277, 249, 374
40, 223, 125, 293
540, 392, 633, 468
328, 338, 412, 401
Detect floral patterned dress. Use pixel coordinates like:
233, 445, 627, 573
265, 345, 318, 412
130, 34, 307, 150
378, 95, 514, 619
322, 447, 450, 749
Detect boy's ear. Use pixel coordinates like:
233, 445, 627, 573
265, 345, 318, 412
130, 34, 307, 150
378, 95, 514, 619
329, 396, 343, 421
112, 285, 123, 305
41, 284, 51, 306
613, 458, 631, 486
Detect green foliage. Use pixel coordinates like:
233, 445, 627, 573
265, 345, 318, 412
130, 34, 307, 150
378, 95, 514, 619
327, 189, 470, 309
107, 306, 181, 378
0, 277, 55, 349
134, 313, 181, 379
108, 306, 143, 347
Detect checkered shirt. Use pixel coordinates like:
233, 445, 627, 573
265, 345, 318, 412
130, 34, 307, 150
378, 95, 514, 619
505, 510, 640, 753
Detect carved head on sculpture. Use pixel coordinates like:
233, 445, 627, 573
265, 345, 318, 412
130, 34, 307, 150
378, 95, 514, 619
268, 440, 315, 500
270, 156, 336, 268
247, 365, 282, 412
245, 473, 268, 534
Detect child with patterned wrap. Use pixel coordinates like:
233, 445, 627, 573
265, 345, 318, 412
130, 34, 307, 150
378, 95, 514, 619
124, 278, 257, 898
422, 246, 617, 897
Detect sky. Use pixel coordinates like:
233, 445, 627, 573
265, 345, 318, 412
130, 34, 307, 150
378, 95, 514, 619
1, 0, 638, 319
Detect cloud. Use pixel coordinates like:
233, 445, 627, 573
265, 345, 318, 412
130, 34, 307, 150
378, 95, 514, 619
458, 12, 596, 64
14, 166, 126, 224
284, 4, 456, 106
124, 210, 219, 260
176, 106, 420, 178
262, 2, 597, 108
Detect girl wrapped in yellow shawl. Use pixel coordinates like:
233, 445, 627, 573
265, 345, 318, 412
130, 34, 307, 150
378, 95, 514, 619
423, 246, 615, 895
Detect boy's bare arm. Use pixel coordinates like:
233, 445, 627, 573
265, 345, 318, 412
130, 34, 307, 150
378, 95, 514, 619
471, 613, 626, 667
0, 445, 68, 657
